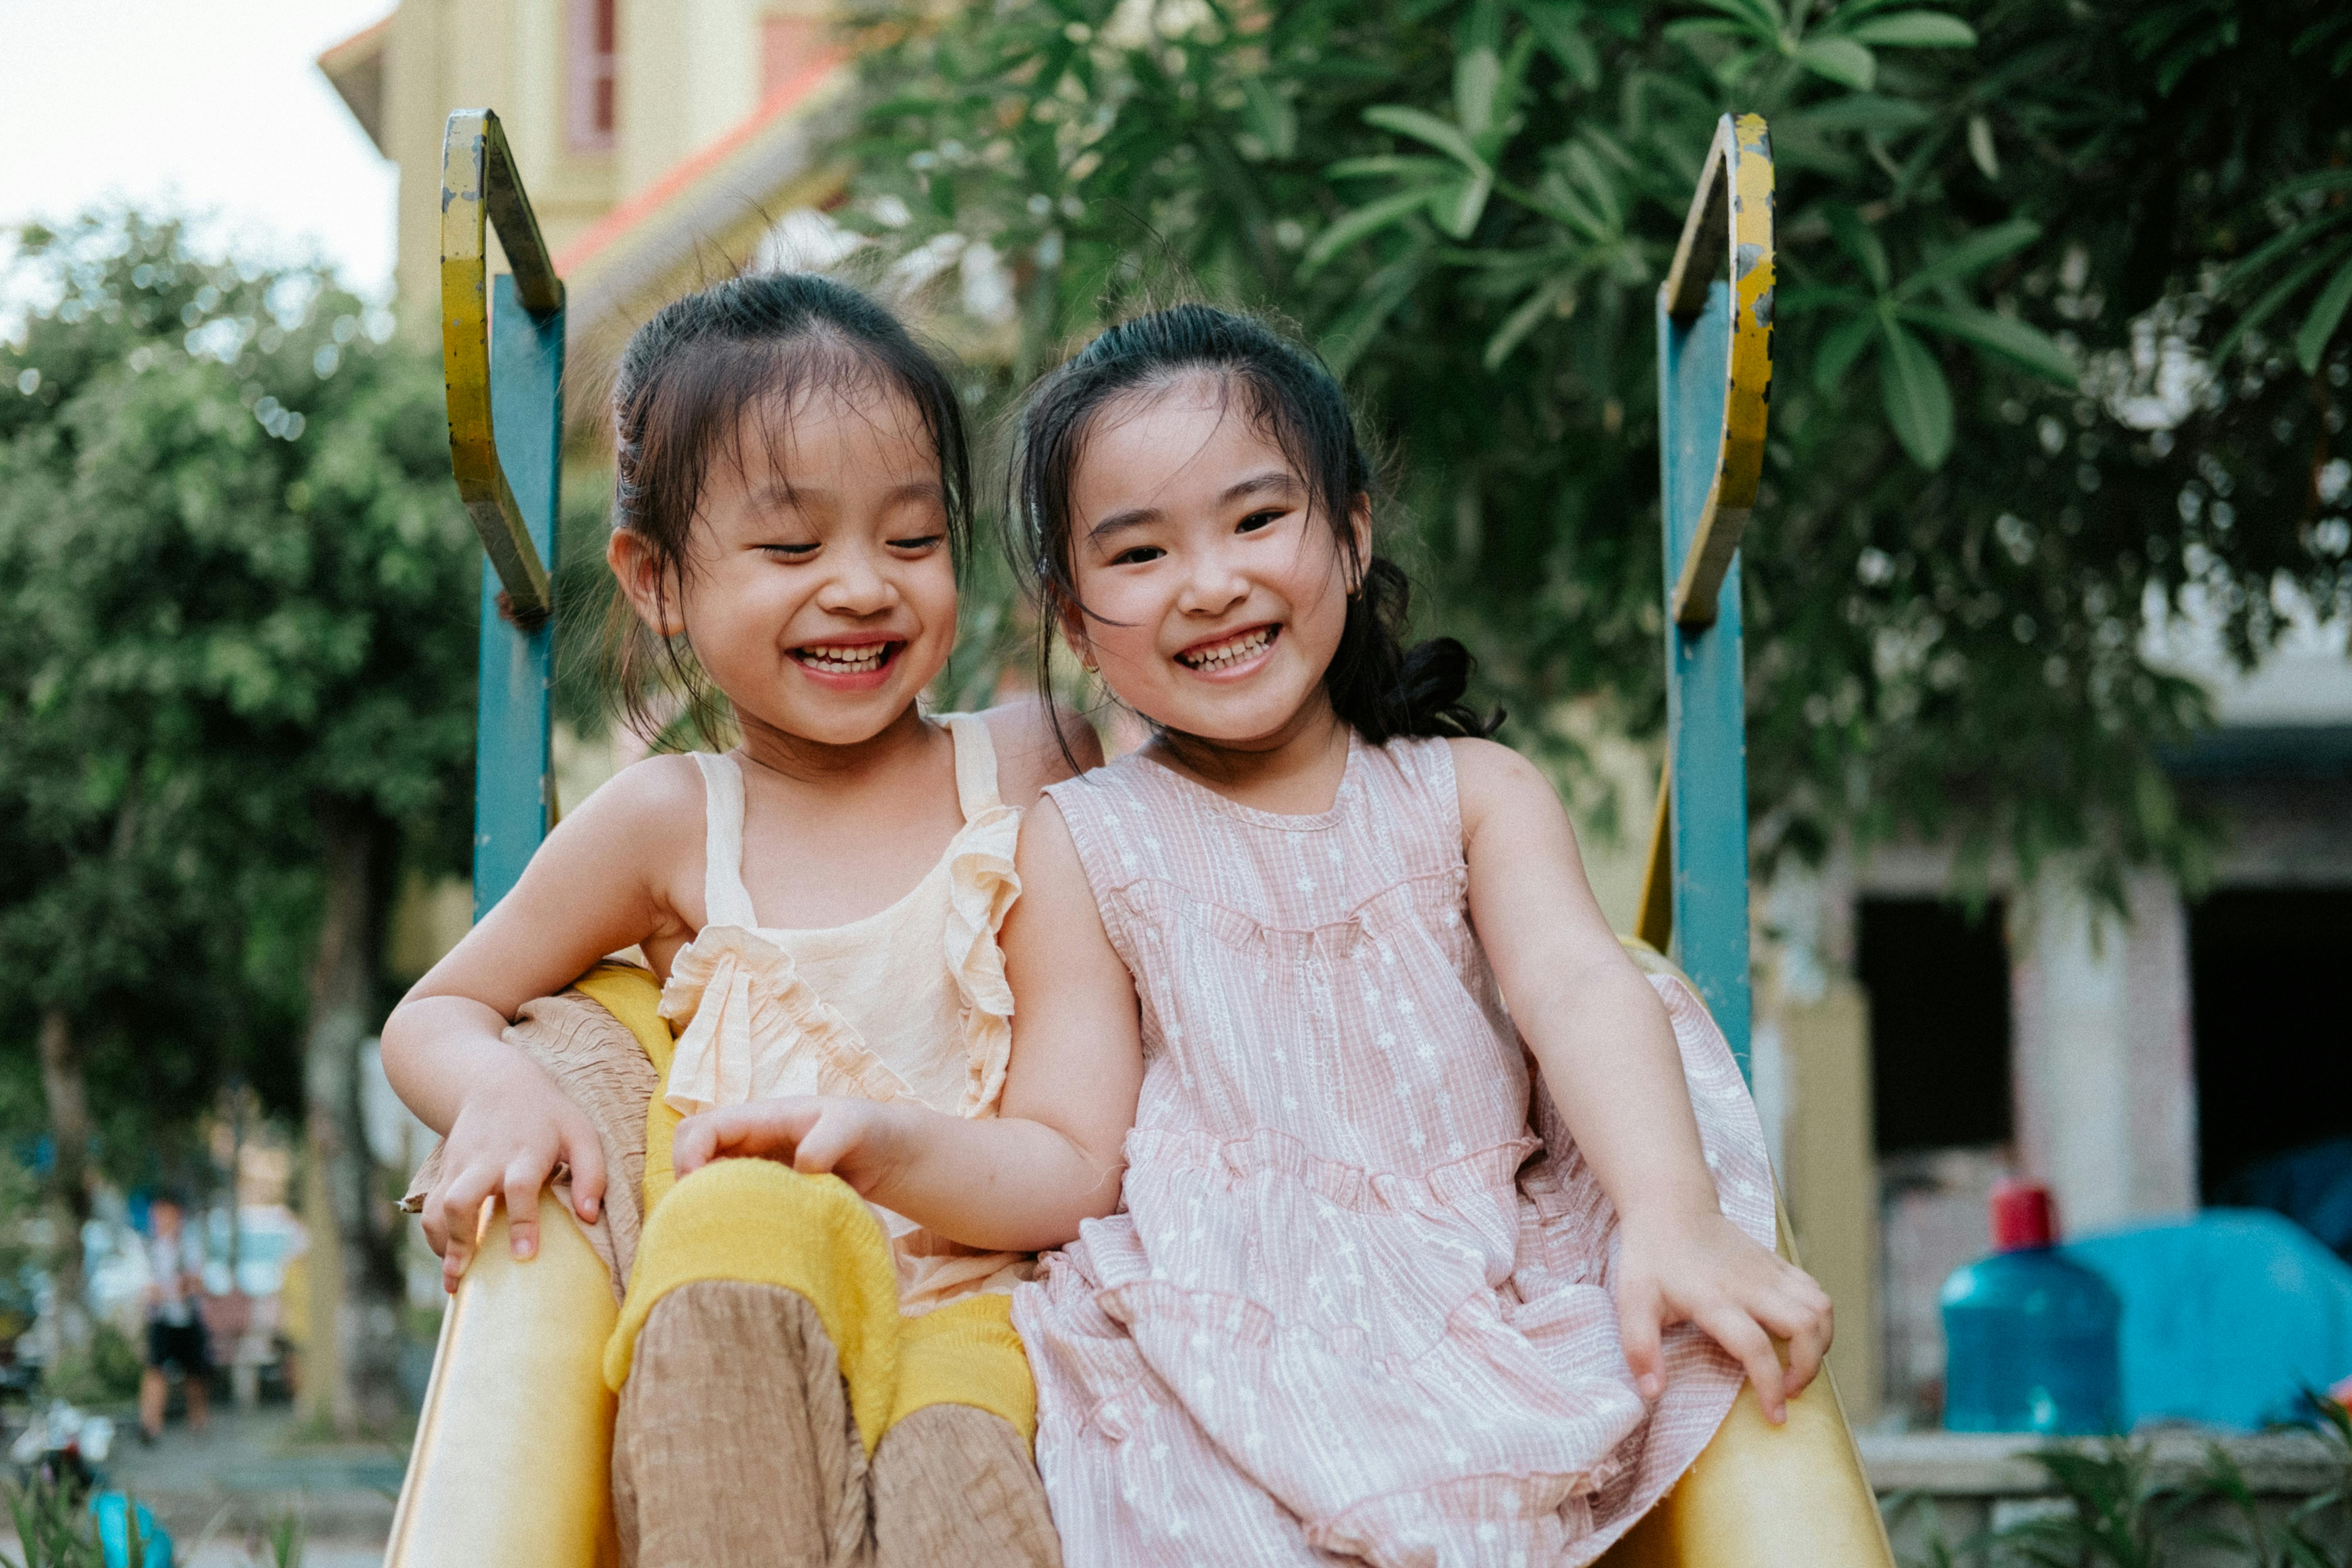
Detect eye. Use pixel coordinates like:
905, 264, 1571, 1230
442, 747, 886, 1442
1110, 544, 1166, 566
887, 533, 947, 552
1236, 508, 1284, 534
759, 542, 818, 559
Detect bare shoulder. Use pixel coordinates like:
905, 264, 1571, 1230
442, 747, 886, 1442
544, 751, 705, 873
1446, 735, 1556, 802
1003, 791, 1122, 960
1445, 736, 1566, 840
981, 696, 1104, 809
1011, 790, 1083, 881
571, 750, 707, 830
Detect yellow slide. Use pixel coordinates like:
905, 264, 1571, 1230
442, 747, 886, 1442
384, 963, 1891, 1568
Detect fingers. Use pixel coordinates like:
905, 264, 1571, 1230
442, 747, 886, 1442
792, 1110, 860, 1176
420, 1190, 451, 1259
1616, 1280, 1667, 1403
674, 1101, 823, 1173
504, 1160, 546, 1262
670, 1113, 718, 1177
427, 1164, 500, 1294
1699, 1305, 1790, 1424
563, 1117, 606, 1226
1760, 1276, 1836, 1401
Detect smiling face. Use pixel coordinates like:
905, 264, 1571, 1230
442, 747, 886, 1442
1062, 374, 1366, 748
611, 382, 958, 751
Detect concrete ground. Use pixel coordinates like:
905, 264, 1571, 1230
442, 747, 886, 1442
40, 1402, 399, 1566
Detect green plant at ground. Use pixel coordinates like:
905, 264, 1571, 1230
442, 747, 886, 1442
1883, 1487, 1994, 1568
2268, 1397, 2352, 1568
847, 0, 2350, 897
0, 1480, 93, 1568
257, 1511, 305, 1568
1885, 1419, 2352, 1568
39, 1322, 145, 1407
0, 1482, 152, 1568
1998, 1442, 2195, 1567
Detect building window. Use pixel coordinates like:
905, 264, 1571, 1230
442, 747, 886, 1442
2192, 888, 2352, 1203
569, 0, 617, 152
1859, 897, 2014, 1154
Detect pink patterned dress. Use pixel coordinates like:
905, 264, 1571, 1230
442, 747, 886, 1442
1012, 734, 1774, 1567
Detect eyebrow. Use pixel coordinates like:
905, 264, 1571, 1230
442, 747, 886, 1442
754, 478, 946, 511
1086, 468, 1301, 542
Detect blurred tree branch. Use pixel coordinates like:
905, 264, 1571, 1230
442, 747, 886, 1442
845, 0, 2351, 901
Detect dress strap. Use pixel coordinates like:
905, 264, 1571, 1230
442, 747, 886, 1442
690, 752, 761, 929
941, 713, 1003, 821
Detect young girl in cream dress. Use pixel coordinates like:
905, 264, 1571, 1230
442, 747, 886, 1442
384, 274, 1093, 1566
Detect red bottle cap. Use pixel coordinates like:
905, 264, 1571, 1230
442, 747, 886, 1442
1990, 1180, 2057, 1251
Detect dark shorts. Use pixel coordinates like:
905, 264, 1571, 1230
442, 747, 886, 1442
146, 1321, 208, 1375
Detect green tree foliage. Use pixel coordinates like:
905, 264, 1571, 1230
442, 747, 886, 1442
0, 212, 478, 1428
846, 0, 2351, 896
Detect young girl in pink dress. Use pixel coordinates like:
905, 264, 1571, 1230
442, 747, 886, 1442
679, 304, 1833, 1566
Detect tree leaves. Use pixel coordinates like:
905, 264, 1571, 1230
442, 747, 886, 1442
1878, 321, 1956, 468
1901, 306, 2077, 386
1794, 36, 1878, 90
1813, 313, 1880, 393
1846, 11, 1977, 48
2212, 168, 2352, 372
0, 210, 479, 1144
1366, 104, 1486, 170
845, 0, 2345, 895
1898, 218, 2043, 297
1520, 4, 1600, 88
2295, 254, 2352, 373
1304, 188, 1442, 272
1828, 206, 1892, 292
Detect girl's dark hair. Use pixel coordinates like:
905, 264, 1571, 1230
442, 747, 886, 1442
1012, 303, 1497, 747
605, 272, 971, 745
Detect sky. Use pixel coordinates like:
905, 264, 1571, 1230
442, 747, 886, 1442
0, 0, 399, 297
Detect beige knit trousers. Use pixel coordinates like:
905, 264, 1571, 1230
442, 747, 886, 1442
613, 1279, 1063, 1568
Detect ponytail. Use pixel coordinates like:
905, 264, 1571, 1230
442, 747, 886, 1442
1332, 557, 1499, 743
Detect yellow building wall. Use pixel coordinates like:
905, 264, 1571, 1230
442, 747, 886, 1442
1774, 982, 1883, 1423
376, 0, 837, 340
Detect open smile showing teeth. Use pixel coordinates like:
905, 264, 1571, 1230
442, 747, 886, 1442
1177, 625, 1276, 671
792, 641, 897, 675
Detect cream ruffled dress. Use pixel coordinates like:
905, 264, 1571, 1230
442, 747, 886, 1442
656, 712, 1032, 1310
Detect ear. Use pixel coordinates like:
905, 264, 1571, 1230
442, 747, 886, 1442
1056, 595, 1099, 672
608, 529, 684, 638
1345, 493, 1373, 594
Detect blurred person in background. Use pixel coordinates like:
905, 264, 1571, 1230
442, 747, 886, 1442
138, 1195, 209, 1443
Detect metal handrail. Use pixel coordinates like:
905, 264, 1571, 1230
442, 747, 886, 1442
441, 108, 565, 628
1635, 112, 1774, 964
1661, 112, 1774, 633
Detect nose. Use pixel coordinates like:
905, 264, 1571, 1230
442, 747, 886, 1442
815, 543, 899, 617
1175, 542, 1248, 619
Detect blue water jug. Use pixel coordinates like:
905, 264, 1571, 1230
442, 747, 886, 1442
90, 1492, 172, 1568
1941, 1181, 2122, 1434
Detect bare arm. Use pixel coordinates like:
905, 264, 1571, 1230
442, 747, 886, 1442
1452, 738, 1832, 1421
673, 795, 1145, 1251
380, 756, 700, 1285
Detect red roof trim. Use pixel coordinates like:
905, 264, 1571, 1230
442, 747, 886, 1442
555, 52, 848, 277
316, 11, 393, 71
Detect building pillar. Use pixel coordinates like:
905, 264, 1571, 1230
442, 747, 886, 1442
385, 0, 451, 337
1756, 864, 1882, 1421
2009, 871, 2198, 1234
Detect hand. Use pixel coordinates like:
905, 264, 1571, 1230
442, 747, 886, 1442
420, 1052, 606, 1294
1613, 1205, 1833, 1425
672, 1096, 910, 1197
